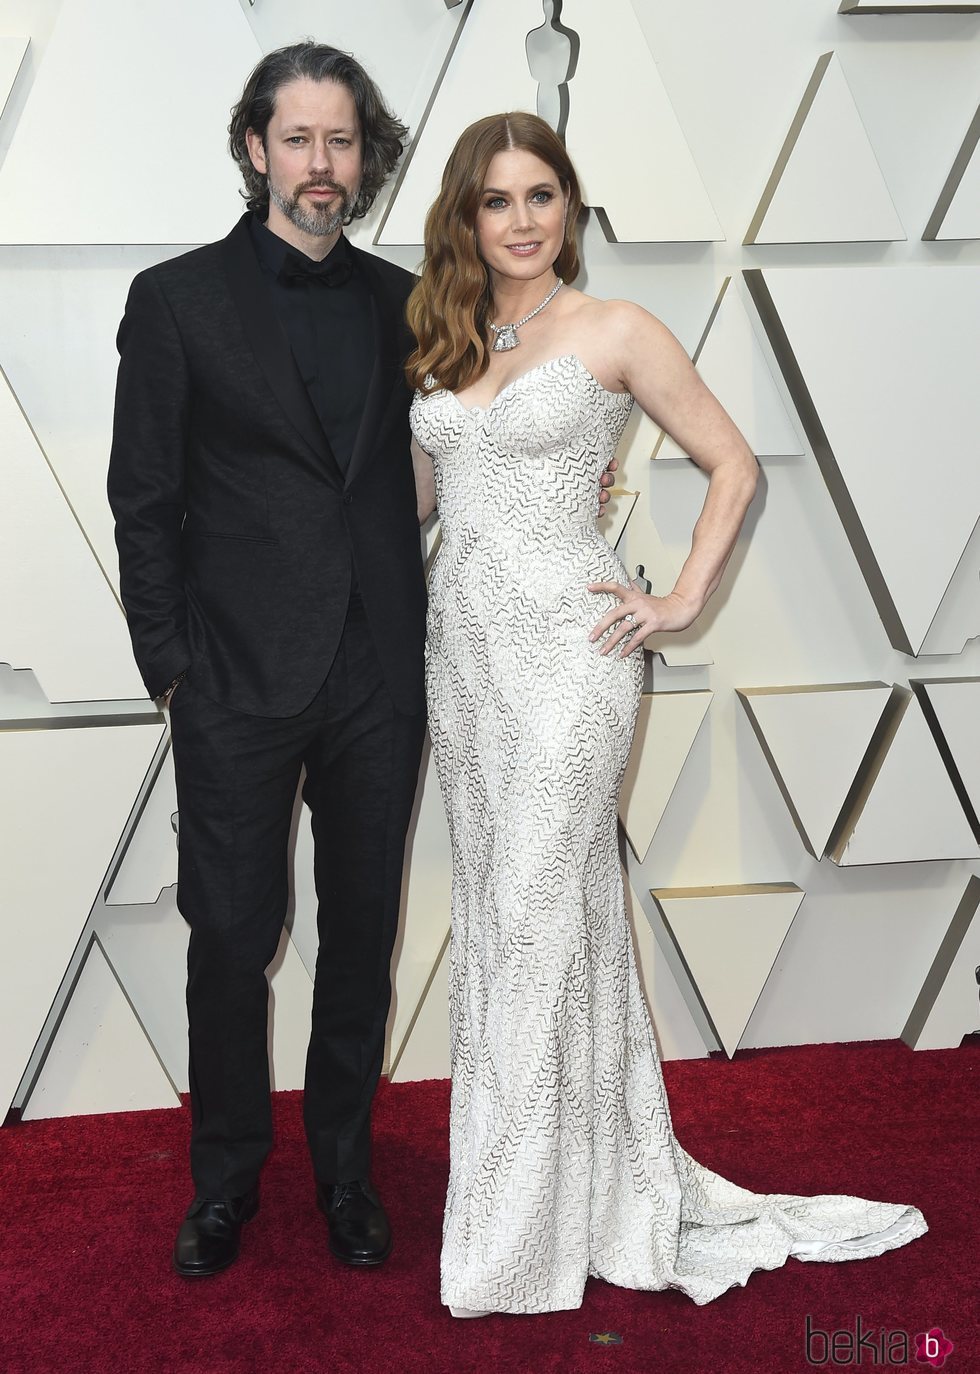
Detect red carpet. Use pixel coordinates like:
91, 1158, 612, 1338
1, 1039, 976, 1374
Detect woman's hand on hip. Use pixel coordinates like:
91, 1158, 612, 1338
587, 580, 700, 656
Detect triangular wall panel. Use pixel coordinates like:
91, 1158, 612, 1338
619, 691, 712, 861
0, 718, 165, 1113
266, 933, 315, 1092
239, 0, 461, 164
561, 0, 723, 241
0, 37, 28, 123
746, 53, 905, 244
924, 105, 980, 242
917, 517, 980, 657
104, 741, 178, 906
832, 693, 980, 865
619, 405, 665, 473
737, 682, 894, 858
388, 931, 450, 1082
380, 0, 722, 245
600, 488, 640, 551
902, 876, 980, 1051
384, 749, 453, 1071
746, 266, 980, 656
629, 880, 713, 1060
651, 885, 805, 1058
0, 366, 145, 701
841, 1, 980, 11
0, 0, 260, 243
654, 278, 802, 461
377, 0, 540, 245
96, 886, 189, 1091
912, 677, 980, 836
0, 248, 191, 595
21, 937, 180, 1120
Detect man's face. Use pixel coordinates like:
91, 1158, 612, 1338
246, 77, 363, 248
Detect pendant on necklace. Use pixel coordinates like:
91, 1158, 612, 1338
489, 277, 564, 354
491, 325, 520, 352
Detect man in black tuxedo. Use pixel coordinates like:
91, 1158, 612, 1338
107, 43, 426, 1277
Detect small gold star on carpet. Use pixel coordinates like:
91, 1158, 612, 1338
588, 1332, 624, 1345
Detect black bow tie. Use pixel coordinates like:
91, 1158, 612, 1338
278, 250, 354, 289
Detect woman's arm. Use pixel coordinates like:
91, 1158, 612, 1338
412, 436, 437, 524
589, 301, 759, 654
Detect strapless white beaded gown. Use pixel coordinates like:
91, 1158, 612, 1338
410, 354, 927, 1316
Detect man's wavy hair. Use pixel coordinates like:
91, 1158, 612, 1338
228, 42, 408, 222
406, 112, 581, 395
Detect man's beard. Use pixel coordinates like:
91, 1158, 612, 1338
269, 177, 355, 238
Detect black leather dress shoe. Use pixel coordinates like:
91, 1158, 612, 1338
316, 1179, 392, 1266
172, 1186, 259, 1277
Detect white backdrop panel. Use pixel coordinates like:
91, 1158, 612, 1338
738, 863, 975, 1048
652, 885, 805, 1057
654, 278, 802, 461
240, 0, 459, 150
96, 887, 189, 1090
924, 105, 980, 241
562, 0, 723, 242
841, 1, 980, 11
2, 0, 980, 1104
914, 678, 980, 823
377, 0, 540, 245
756, 266, 980, 657
619, 691, 713, 862
385, 750, 453, 1071
0, 36, 28, 120
599, 487, 640, 551
104, 740, 178, 907
21, 938, 179, 1120
0, 366, 144, 701
746, 53, 905, 244
389, 933, 450, 1082
834, 694, 979, 865
0, 0, 260, 244
917, 518, 980, 657
0, 247, 191, 592
737, 683, 894, 858
0, 719, 164, 1113
266, 933, 316, 1092
901, 875, 980, 1050
628, 882, 714, 1060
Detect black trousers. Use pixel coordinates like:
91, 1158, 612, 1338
169, 600, 425, 1198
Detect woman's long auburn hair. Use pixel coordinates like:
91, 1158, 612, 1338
405, 112, 582, 395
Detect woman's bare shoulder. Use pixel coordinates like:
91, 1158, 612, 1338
569, 293, 673, 343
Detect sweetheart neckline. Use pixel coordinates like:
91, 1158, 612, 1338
438, 354, 631, 416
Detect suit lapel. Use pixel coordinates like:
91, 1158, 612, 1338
345, 246, 408, 490
220, 215, 344, 487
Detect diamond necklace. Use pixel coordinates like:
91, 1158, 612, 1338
488, 277, 564, 352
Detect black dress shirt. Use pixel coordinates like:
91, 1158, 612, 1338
249, 216, 374, 473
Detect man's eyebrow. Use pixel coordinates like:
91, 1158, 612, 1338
279, 123, 357, 135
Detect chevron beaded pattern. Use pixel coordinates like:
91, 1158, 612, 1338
410, 355, 926, 1315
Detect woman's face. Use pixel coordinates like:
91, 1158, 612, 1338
474, 148, 567, 284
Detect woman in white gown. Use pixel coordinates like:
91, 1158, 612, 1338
405, 112, 927, 1319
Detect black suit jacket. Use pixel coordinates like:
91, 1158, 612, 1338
107, 214, 426, 717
